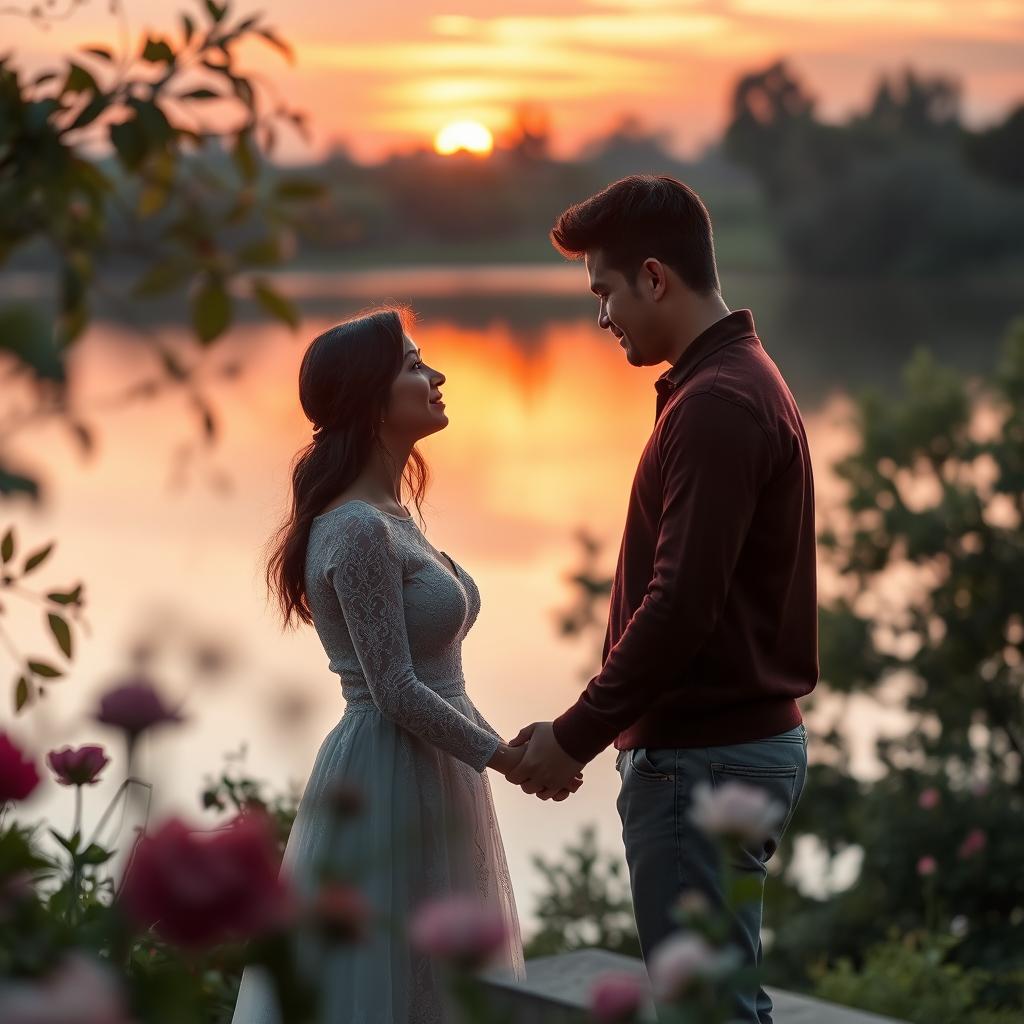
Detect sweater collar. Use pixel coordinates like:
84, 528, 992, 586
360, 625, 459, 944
655, 309, 757, 397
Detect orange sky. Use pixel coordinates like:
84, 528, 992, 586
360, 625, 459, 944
9, 0, 1024, 162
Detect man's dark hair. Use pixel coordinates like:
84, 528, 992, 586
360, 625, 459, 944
550, 174, 719, 294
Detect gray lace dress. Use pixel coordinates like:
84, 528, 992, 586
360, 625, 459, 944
230, 500, 525, 1023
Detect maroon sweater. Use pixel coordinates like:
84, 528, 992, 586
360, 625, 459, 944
552, 310, 818, 765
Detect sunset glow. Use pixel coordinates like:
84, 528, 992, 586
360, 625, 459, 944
434, 119, 495, 156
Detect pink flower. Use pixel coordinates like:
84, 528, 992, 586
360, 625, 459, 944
918, 788, 940, 810
0, 951, 135, 1023
310, 882, 372, 943
409, 894, 507, 971
590, 972, 648, 1023
648, 932, 734, 1003
46, 745, 109, 787
957, 829, 987, 860
0, 733, 40, 803
970, 779, 989, 798
94, 677, 184, 738
118, 811, 293, 948
917, 855, 937, 877
689, 782, 785, 842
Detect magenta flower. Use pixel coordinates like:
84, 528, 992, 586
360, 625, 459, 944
590, 972, 648, 1023
957, 828, 987, 859
917, 855, 937, 877
409, 894, 507, 970
0, 732, 40, 803
118, 811, 293, 948
47, 744, 110, 787
918, 788, 940, 810
94, 677, 184, 738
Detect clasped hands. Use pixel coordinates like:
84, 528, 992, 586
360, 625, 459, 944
488, 722, 585, 801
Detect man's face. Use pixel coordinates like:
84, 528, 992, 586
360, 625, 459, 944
585, 249, 659, 367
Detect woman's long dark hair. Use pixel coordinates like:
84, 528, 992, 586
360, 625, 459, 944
265, 306, 429, 628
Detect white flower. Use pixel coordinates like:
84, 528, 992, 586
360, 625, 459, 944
648, 932, 735, 1003
689, 781, 786, 842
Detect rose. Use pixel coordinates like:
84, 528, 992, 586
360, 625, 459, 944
0, 951, 135, 1024
917, 855, 937, 877
648, 932, 732, 1003
0, 732, 40, 803
46, 745, 109, 787
689, 781, 786, 843
118, 811, 293, 948
918, 788, 940, 810
94, 677, 184, 738
409, 894, 507, 971
590, 972, 648, 1023
957, 828, 986, 859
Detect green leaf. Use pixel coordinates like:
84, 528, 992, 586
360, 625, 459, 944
132, 261, 192, 297
46, 590, 77, 605
255, 28, 294, 63
23, 542, 54, 574
236, 238, 280, 266
273, 178, 325, 201
67, 93, 110, 132
82, 47, 114, 62
252, 280, 298, 329
0, 467, 40, 501
14, 676, 31, 713
48, 828, 80, 855
64, 63, 98, 95
205, 0, 228, 23
80, 843, 114, 866
0, 305, 63, 382
48, 613, 72, 659
28, 660, 63, 679
110, 117, 147, 170
1, 528, 13, 564
232, 129, 257, 183
181, 13, 195, 43
192, 280, 232, 344
141, 37, 175, 64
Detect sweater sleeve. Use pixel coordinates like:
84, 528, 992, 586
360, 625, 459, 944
551, 393, 773, 765
328, 509, 500, 773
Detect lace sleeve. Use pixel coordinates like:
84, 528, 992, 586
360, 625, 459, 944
327, 510, 500, 773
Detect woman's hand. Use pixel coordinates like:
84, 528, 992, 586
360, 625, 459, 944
487, 742, 583, 800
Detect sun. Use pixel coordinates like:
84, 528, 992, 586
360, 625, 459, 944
434, 120, 494, 157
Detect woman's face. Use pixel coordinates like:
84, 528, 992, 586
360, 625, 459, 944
382, 333, 448, 442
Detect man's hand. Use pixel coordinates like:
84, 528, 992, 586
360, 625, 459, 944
506, 722, 585, 800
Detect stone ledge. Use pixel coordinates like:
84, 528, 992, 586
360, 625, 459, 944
477, 948, 907, 1024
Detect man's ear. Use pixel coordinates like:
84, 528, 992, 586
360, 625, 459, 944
642, 258, 668, 301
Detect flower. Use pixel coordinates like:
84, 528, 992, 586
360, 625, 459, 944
957, 828, 987, 860
321, 779, 365, 818
648, 932, 734, 1003
0, 733, 40, 803
409, 894, 507, 971
309, 882, 372, 943
674, 889, 711, 919
917, 855, 937, 877
918, 788, 940, 810
118, 811, 293, 948
590, 972, 648, 1023
0, 951, 136, 1023
689, 781, 786, 842
94, 677, 184, 738
46, 745, 109, 787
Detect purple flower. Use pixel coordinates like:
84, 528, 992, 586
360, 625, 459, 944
94, 677, 184, 738
47, 744, 109, 787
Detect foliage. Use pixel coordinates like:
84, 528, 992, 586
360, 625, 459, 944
724, 60, 1024, 275
810, 930, 1024, 1024
0, 0, 324, 500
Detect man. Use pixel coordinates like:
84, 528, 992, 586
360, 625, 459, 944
507, 174, 818, 1024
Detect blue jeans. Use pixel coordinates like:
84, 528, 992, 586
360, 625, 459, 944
615, 724, 808, 1024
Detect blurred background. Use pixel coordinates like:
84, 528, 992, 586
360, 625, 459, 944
2, 1, 1022, 1019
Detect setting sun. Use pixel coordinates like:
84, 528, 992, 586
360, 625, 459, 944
434, 120, 494, 156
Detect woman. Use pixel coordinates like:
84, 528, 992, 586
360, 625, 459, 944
231, 307, 579, 1023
